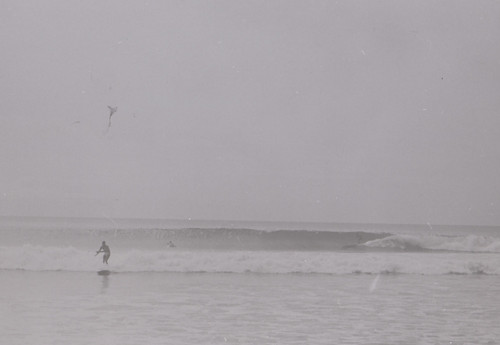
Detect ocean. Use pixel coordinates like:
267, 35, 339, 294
1, 217, 499, 344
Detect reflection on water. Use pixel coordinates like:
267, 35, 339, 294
100, 275, 109, 293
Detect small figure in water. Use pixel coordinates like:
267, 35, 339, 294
167, 240, 176, 248
96, 241, 111, 264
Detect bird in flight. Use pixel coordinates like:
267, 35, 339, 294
107, 106, 118, 128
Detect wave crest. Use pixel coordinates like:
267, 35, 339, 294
363, 234, 500, 253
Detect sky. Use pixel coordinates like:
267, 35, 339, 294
1, 0, 500, 225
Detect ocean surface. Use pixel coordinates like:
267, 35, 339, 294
1, 217, 500, 344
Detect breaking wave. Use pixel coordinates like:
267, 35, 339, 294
3, 224, 499, 253
1, 219, 499, 275
363, 234, 500, 253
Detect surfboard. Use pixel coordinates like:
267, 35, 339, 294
97, 270, 111, 276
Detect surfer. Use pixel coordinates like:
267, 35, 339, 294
96, 241, 111, 264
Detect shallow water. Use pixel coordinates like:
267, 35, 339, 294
1, 270, 499, 345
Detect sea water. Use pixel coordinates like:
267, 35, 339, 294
1, 217, 500, 344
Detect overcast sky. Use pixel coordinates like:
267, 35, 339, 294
1, 0, 500, 225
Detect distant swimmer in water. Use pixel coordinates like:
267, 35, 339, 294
167, 241, 176, 248
96, 241, 111, 264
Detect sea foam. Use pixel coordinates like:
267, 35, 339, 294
363, 233, 500, 252
1, 244, 499, 276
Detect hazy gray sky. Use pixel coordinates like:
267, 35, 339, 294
1, 0, 500, 225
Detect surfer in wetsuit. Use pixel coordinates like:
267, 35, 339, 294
96, 241, 111, 264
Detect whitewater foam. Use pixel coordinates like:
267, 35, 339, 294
1, 245, 499, 276
363, 233, 500, 253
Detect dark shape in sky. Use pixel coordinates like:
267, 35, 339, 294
107, 106, 118, 128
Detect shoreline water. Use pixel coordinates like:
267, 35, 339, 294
1, 270, 500, 344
